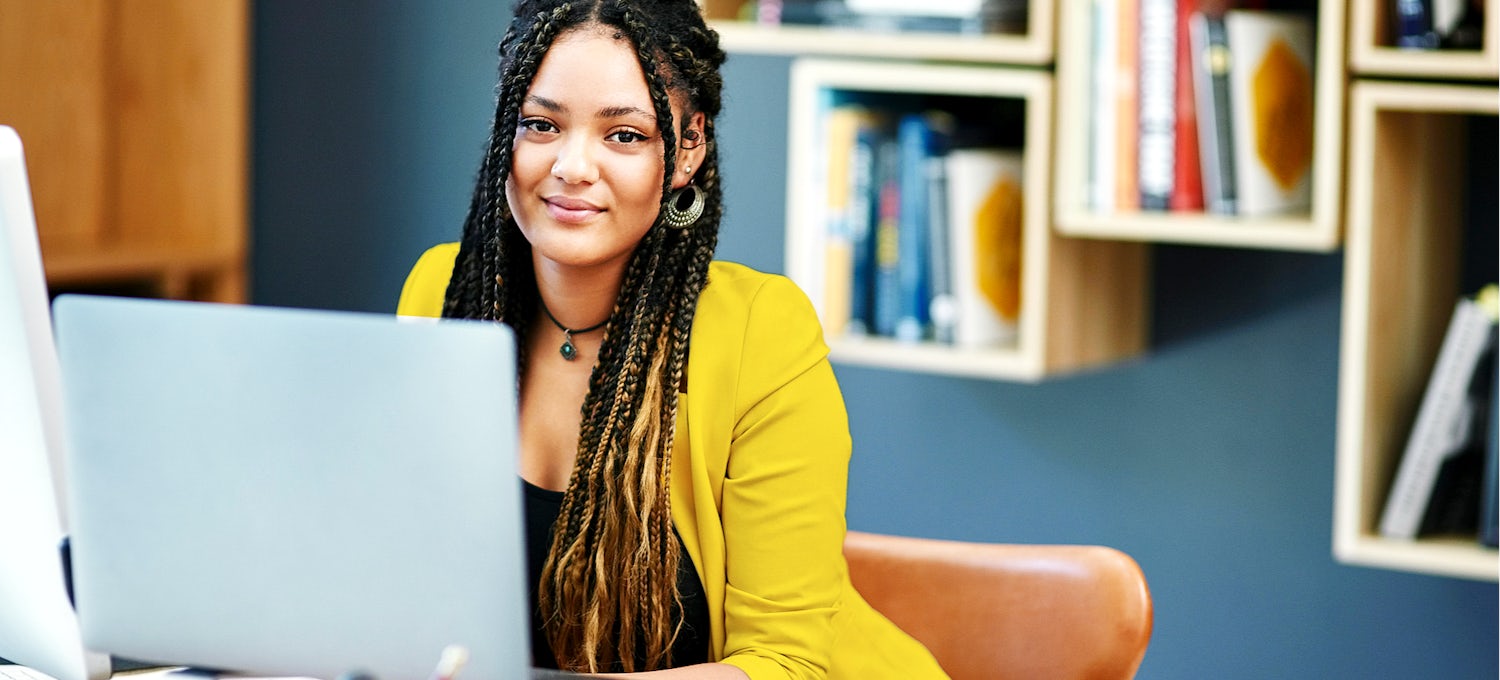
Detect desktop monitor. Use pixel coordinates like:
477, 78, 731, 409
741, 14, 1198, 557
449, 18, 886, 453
0, 125, 112, 680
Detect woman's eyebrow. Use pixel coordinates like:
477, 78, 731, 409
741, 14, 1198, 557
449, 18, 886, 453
596, 104, 656, 122
522, 96, 656, 123
525, 95, 564, 112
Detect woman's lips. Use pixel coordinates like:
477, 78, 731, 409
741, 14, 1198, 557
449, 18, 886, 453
545, 196, 602, 223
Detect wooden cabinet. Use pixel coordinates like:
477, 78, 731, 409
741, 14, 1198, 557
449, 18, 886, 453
1334, 0, 1499, 582
0, 1, 249, 302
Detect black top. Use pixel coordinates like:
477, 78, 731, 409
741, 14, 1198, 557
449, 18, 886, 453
522, 479, 710, 670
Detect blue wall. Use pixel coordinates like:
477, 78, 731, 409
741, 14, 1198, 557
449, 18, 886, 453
252, 3, 1498, 677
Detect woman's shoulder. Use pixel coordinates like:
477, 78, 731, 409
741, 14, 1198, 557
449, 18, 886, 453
696, 260, 825, 367
701, 260, 813, 318
396, 242, 461, 318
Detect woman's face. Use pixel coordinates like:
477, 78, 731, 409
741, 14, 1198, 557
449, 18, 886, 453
506, 26, 702, 277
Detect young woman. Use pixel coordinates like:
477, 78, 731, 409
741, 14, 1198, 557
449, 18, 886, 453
397, 1, 947, 677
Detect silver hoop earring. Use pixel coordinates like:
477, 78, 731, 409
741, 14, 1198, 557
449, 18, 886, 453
663, 184, 705, 229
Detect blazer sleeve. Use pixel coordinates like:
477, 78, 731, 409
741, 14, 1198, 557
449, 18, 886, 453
396, 242, 460, 318
717, 275, 850, 680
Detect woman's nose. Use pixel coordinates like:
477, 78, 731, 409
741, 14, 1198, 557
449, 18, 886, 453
551, 138, 598, 184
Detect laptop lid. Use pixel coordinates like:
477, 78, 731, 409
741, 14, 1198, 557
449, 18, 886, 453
0, 125, 112, 680
52, 295, 528, 680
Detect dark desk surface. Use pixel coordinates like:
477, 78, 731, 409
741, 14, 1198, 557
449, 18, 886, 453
531, 670, 590, 679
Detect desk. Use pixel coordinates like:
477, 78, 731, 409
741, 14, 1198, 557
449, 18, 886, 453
1, 666, 587, 680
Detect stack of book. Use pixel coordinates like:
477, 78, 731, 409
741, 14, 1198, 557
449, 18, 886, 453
763, 0, 1028, 35
1086, 0, 1316, 217
1380, 284, 1500, 548
813, 102, 1024, 349
1388, 0, 1487, 50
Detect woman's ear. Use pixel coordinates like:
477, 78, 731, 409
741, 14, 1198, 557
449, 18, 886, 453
672, 111, 708, 190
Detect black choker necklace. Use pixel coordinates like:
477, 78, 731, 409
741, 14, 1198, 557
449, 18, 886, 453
539, 300, 608, 361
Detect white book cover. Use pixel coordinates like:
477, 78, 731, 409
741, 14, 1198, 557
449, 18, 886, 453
1223, 10, 1314, 216
944, 148, 1023, 348
1381, 296, 1500, 540
1089, 0, 1119, 212
1137, 0, 1176, 210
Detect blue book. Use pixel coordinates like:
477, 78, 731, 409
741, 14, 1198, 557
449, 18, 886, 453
846, 118, 884, 336
1392, 0, 1441, 49
871, 135, 903, 338
893, 112, 952, 343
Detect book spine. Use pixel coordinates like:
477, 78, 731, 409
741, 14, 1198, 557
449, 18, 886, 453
1170, 0, 1205, 212
894, 112, 952, 343
1381, 298, 1500, 540
819, 106, 866, 338
1089, 0, 1119, 213
846, 119, 882, 337
1482, 346, 1499, 547
926, 155, 956, 345
1114, 0, 1141, 212
1190, 11, 1237, 215
1138, 0, 1176, 211
872, 136, 903, 338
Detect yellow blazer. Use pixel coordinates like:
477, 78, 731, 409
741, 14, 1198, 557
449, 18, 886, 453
398, 244, 946, 680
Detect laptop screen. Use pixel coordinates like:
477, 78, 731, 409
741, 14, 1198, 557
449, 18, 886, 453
52, 295, 529, 680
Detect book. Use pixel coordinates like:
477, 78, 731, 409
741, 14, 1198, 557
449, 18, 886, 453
1478, 284, 1499, 547
1223, 10, 1314, 216
847, 0, 981, 18
1113, 0, 1141, 212
1392, 0, 1442, 48
1170, 0, 1205, 212
943, 148, 1023, 348
894, 111, 954, 343
1137, 0, 1176, 211
1089, 0, 1120, 212
1380, 290, 1500, 540
926, 155, 956, 345
789, 0, 994, 33
1482, 330, 1499, 547
819, 104, 877, 338
871, 134, 903, 338
846, 115, 886, 337
1417, 338, 1495, 538
1189, 11, 1237, 215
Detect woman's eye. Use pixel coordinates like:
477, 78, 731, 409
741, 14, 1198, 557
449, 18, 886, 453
609, 130, 648, 144
519, 118, 557, 134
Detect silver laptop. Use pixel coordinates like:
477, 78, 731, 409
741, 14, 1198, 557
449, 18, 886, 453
51, 294, 530, 680
0, 125, 113, 680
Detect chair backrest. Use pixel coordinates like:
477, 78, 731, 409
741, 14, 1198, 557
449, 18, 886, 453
844, 531, 1153, 680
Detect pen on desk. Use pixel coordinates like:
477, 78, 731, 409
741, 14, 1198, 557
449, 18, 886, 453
427, 645, 469, 680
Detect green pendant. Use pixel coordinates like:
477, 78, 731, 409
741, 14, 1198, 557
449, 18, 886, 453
560, 336, 577, 361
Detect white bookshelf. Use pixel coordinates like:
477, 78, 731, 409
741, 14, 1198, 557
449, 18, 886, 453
1348, 0, 1499, 79
785, 59, 1147, 381
1335, 81, 1498, 582
1050, 0, 1347, 252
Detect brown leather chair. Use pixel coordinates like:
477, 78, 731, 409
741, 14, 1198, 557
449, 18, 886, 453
844, 531, 1153, 680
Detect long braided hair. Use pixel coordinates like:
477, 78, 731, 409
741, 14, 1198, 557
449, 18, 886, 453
442, 0, 725, 672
